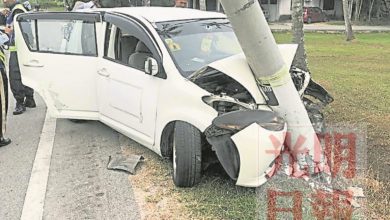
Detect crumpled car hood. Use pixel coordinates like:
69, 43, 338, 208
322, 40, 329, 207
205, 44, 298, 103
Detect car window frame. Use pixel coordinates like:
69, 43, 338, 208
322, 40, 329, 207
102, 12, 166, 79
16, 12, 100, 57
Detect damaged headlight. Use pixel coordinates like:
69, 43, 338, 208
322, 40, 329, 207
202, 95, 256, 114
213, 110, 285, 132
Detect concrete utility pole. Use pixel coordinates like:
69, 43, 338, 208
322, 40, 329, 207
219, 0, 323, 169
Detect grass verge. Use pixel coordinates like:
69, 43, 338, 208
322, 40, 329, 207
274, 32, 390, 219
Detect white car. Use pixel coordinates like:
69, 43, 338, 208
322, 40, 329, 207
15, 7, 332, 187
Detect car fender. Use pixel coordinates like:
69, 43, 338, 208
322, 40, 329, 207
153, 78, 218, 155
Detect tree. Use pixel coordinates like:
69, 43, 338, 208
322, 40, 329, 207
143, 0, 150, 6
343, 0, 355, 41
291, 0, 309, 71
199, 0, 206, 10
354, 0, 363, 21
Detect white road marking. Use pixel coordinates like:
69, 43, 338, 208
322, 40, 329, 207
20, 112, 57, 220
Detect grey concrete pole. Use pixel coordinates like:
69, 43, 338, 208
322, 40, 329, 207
219, 0, 323, 168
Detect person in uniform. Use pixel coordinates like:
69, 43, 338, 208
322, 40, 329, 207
3, 0, 35, 115
0, 16, 11, 147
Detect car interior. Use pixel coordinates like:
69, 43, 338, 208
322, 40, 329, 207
128, 41, 153, 70
115, 29, 153, 71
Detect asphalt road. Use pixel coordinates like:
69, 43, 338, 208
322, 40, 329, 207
0, 95, 141, 219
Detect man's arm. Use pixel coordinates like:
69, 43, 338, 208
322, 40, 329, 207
5, 9, 25, 37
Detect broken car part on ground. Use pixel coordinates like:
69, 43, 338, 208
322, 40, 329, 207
15, 6, 332, 188
107, 154, 144, 174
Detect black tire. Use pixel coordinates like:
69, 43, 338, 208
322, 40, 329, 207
307, 17, 312, 24
172, 121, 202, 187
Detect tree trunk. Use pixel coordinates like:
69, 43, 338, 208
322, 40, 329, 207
349, 0, 354, 20
368, 0, 376, 21
354, 0, 361, 21
343, 0, 355, 41
143, 0, 151, 6
291, 0, 309, 71
358, 0, 363, 20
199, 0, 206, 10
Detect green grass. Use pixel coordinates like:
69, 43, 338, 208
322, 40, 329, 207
325, 20, 346, 26
47, 6, 65, 12
180, 33, 390, 219
273, 33, 390, 121
179, 174, 258, 219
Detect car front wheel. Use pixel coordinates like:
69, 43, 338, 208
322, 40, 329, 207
172, 121, 202, 187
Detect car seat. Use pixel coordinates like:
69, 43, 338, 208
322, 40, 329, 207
128, 41, 152, 71
120, 35, 137, 63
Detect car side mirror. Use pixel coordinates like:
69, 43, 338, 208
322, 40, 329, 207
145, 57, 159, 76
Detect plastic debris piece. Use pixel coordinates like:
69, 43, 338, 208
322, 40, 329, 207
348, 187, 365, 198
107, 154, 144, 174
350, 199, 361, 208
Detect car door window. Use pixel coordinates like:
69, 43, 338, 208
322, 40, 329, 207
104, 22, 153, 72
15, 12, 101, 116
19, 18, 97, 56
19, 20, 37, 50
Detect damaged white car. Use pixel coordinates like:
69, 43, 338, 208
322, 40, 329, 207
15, 7, 332, 187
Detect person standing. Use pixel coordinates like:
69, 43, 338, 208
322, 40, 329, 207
3, 0, 35, 115
0, 24, 11, 146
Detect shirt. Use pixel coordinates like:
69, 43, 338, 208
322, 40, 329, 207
6, 2, 26, 46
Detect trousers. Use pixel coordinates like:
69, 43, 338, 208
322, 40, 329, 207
0, 68, 8, 137
9, 51, 34, 103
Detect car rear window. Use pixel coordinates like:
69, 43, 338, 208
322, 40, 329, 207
19, 19, 97, 56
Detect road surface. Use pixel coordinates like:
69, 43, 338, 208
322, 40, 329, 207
0, 95, 141, 220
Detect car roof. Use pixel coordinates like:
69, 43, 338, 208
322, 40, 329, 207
98, 7, 226, 23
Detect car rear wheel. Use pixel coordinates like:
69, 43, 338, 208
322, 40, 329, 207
172, 121, 202, 187
307, 17, 312, 24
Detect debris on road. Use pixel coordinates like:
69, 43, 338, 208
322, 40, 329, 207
107, 154, 144, 174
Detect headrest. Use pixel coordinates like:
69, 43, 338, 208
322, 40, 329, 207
135, 41, 151, 54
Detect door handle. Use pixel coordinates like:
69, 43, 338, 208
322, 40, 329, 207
23, 60, 44, 68
97, 68, 110, 77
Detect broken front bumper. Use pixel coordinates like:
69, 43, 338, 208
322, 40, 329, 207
231, 122, 286, 187
205, 110, 286, 187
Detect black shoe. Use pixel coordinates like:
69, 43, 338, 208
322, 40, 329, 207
0, 137, 11, 147
13, 103, 26, 115
24, 97, 36, 108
